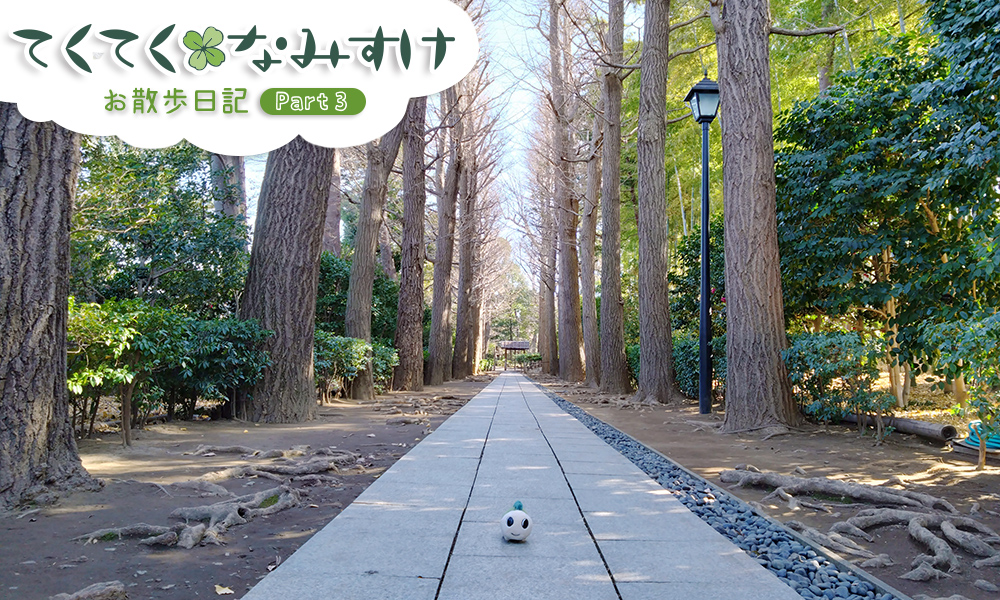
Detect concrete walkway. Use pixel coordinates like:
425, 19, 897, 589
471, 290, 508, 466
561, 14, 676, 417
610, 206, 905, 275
243, 373, 802, 600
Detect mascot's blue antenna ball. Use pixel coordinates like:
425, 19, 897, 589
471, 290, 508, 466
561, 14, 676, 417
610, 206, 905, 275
513, 501, 523, 510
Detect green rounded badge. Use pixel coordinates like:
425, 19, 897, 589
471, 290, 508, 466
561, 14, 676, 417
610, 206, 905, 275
260, 88, 366, 116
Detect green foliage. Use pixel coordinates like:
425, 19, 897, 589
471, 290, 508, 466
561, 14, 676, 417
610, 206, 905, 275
783, 332, 896, 440
314, 332, 369, 401
67, 298, 271, 430
314, 332, 399, 399
921, 312, 1000, 450
512, 353, 542, 369
627, 336, 727, 399
669, 213, 726, 337
371, 343, 400, 393
315, 252, 399, 345
72, 138, 249, 315
151, 317, 272, 419
776, 12, 1000, 362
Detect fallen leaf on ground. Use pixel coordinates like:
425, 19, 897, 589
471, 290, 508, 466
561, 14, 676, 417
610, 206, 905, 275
215, 584, 234, 595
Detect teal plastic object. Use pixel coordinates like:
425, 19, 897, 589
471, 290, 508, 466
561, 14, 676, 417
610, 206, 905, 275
966, 421, 1000, 450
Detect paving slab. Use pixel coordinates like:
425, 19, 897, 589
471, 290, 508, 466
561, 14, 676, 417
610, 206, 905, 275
243, 373, 802, 600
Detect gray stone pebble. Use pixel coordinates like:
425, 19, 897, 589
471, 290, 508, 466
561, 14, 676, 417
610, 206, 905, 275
545, 393, 900, 600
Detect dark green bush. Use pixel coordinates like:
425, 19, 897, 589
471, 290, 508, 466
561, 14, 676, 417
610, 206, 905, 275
626, 335, 727, 399
782, 332, 895, 440
316, 252, 398, 345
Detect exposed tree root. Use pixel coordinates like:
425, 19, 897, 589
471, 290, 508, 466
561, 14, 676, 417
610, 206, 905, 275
785, 520, 875, 558
138, 531, 178, 547
186, 444, 311, 459
940, 520, 997, 557
860, 554, 895, 568
764, 488, 832, 513
178, 524, 206, 549
832, 508, 1000, 577
199, 452, 358, 483
909, 516, 962, 573
974, 555, 1000, 569
829, 521, 874, 542
719, 470, 957, 512
50, 580, 127, 600
75, 523, 181, 543
900, 562, 953, 581
168, 480, 231, 496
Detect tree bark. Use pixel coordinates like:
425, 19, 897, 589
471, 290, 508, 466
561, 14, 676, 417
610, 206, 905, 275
379, 220, 397, 281
429, 87, 462, 386
581, 109, 602, 388
240, 137, 335, 422
550, 0, 585, 382
322, 149, 343, 256
210, 154, 247, 219
599, 0, 633, 395
394, 97, 427, 391
345, 116, 406, 399
539, 192, 559, 376
633, 0, 675, 404
453, 151, 475, 379
711, 0, 800, 431
0, 103, 95, 509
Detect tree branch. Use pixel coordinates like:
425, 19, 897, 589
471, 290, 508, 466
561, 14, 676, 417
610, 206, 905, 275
770, 25, 844, 37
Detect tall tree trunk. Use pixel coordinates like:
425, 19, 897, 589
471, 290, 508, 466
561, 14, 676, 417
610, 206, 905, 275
539, 192, 559, 375
453, 154, 475, 379
599, 0, 633, 395
240, 137, 335, 422
0, 103, 95, 509
322, 149, 343, 256
711, 0, 800, 432
210, 154, 247, 219
429, 87, 462, 386
581, 109, 602, 388
345, 117, 406, 399
550, 0, 585, 382
379, 220, 397, 281
633, 0, 675, 405
394, 97, 427, 391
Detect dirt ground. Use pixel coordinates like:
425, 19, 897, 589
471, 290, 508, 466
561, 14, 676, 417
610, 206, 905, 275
539, 377, 1000, 600
0, 379, 489, 600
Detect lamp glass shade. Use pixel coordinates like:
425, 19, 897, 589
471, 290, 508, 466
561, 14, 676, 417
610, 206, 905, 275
698, 91, 720, 122
685, 77, 721, 124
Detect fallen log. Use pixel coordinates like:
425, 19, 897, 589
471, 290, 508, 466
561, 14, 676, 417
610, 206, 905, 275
841, 414, 957, 441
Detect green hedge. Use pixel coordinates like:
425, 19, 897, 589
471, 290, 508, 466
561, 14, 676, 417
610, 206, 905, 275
626, 335, 727, 398
314, 332, 399, 401
782, 332, 895, 439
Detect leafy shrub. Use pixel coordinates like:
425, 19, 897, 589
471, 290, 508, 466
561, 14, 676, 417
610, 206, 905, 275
669, 213, 726, 337
371, 342, 399, 393
626, 336, 726, 399
314, 332, 369, 402
922, 313, 1000, 468
316, 252, 398, 344
513, 353, 542, 370
67, 298, 271, 433
782, 332, 895, 441
314, 333, 399, 399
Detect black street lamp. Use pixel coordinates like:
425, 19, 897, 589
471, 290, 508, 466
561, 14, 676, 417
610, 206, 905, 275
684, 74, 720, 415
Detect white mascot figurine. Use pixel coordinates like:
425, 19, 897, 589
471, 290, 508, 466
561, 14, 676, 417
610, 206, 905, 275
501, 501, 532, 542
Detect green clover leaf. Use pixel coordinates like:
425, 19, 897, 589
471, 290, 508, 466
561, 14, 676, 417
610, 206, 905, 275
184, 26, 225, 71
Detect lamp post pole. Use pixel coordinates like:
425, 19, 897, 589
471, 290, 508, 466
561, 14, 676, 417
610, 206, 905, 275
698, 119, 712, 415
685, 74, 719, 416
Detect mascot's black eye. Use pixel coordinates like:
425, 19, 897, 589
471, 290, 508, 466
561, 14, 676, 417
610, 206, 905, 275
507, 517, 514, 527
522, 519, 529, 529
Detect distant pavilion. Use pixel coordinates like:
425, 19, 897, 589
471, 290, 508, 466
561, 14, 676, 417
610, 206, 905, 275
497, 340, 530, 369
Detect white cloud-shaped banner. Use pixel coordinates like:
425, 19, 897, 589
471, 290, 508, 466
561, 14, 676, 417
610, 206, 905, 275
2, 0, 479, 154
